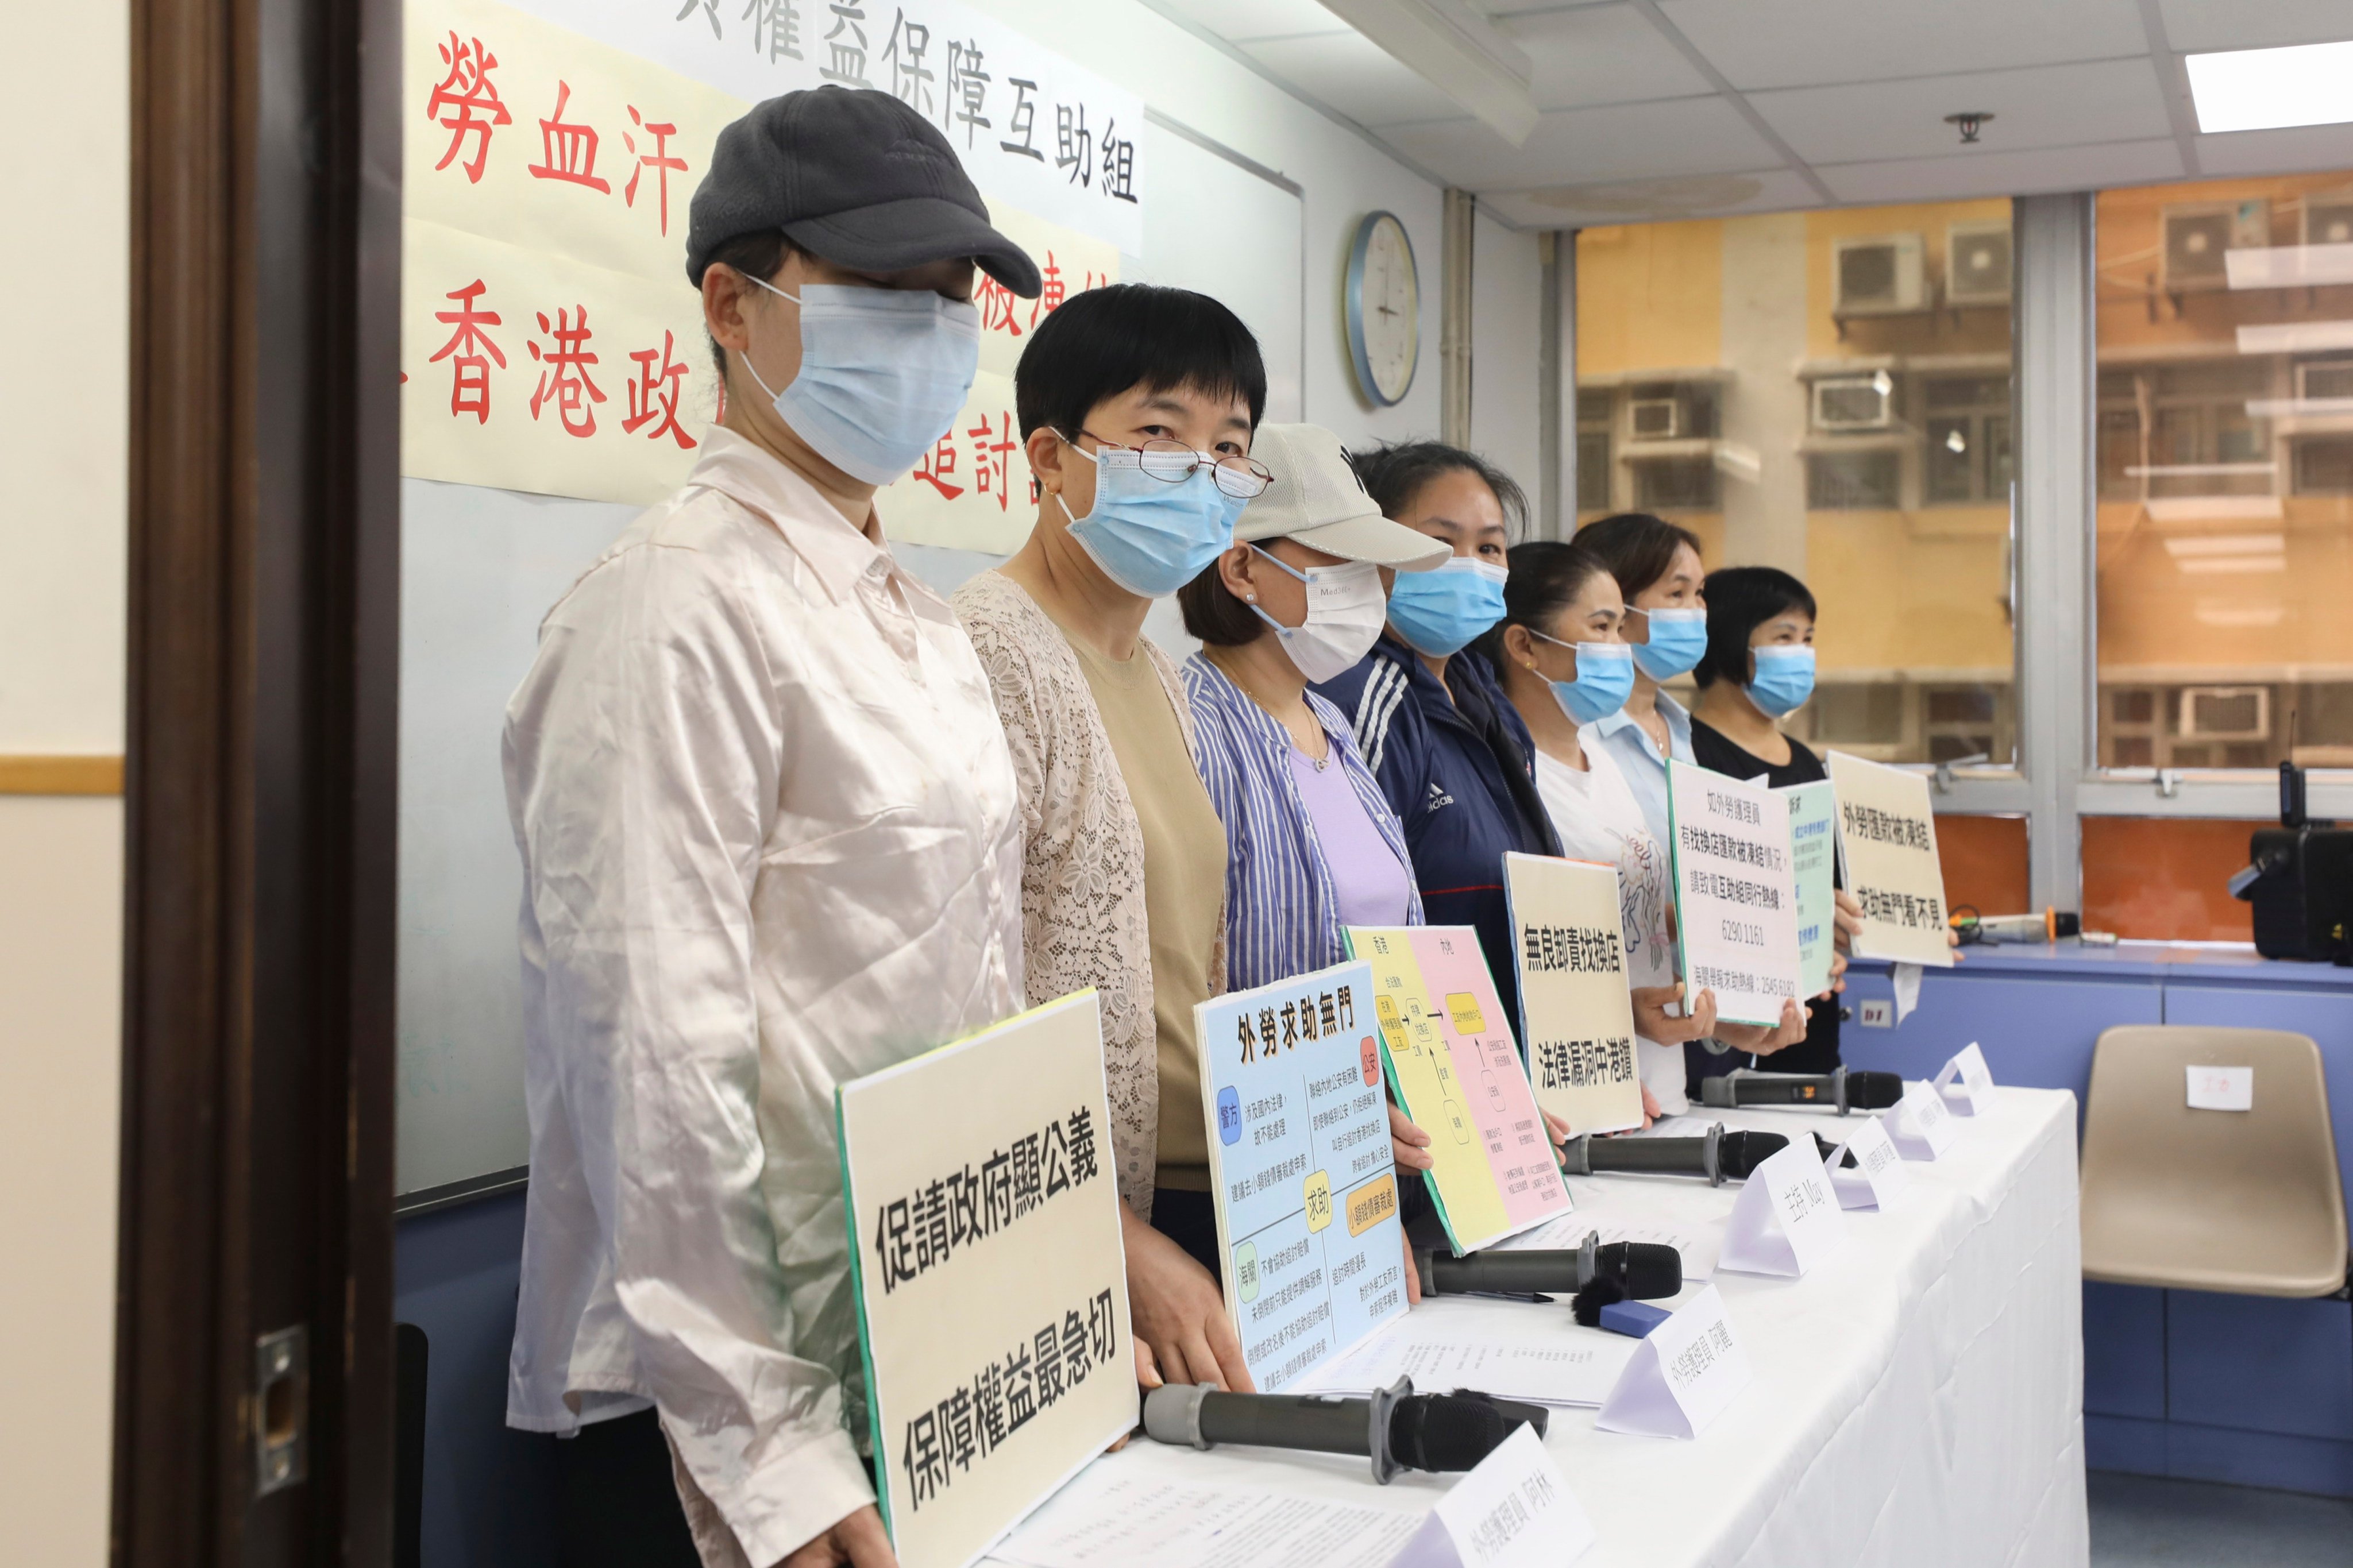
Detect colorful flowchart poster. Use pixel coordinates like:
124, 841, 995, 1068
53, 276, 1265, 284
838, 991, 1133, 1568
1343, 927, 1572, 1254
1194, 960, 1409, 1393
1825, 751, 1957, 967
1783, 780, 1838, 1001
1664, 760, 1803, 1028
1503, 852, 1645, 1137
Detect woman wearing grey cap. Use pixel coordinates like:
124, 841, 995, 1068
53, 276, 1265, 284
504, 87, 1039, 1568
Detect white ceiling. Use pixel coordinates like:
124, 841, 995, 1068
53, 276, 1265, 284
1142, 0, 2353, 226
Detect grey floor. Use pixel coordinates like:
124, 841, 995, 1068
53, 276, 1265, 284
2089, 1471, 2353, 1566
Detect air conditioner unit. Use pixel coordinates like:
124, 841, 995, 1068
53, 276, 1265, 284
1833, 234, 1928, 316
2297, 361, 2353, 401
2301, 192, 2353, 247
1812, 374, 1894, 432
2162, 200, 2270, 292
1629, 397, 1683, 440
1945, 220, 2012, 305
2178, 685, 2270, 741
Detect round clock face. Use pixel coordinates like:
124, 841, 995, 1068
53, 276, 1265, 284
1350, 213, 1419, 406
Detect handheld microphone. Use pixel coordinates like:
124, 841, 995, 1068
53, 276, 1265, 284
1699, 1065, 1903, 1115
1141, 1377, 1548, 1484
1556, 1123, 1787, 1186
1413, 1227, 1683, 1301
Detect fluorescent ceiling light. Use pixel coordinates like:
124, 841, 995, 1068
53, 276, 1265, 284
2124, 463, 2277, 477
2228, 242, 2353, 289
2195, 602, 2288, 628
2162, 532, 2286, 558
2144, 496, 2285, 522
2237, 320, 2353, 354
2188, 40, 2353, 134
1317, 0, 1538, 144
2248, 397, 2353, 417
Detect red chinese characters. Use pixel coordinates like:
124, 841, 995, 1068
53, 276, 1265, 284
527, 307, 607, 438
967, 412, 1018, 512
425, 33, 511, 184
622, 330, 698, 450
429, 280, 507, 422
912, 432, 963, 499
974, 274, 1024, 340
527, 80, 610, 193
623, 107, 688, 236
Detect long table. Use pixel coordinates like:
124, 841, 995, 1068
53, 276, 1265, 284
989, 1086, 2088, 1568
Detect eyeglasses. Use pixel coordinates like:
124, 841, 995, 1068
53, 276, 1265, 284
1067, 430, 1274, 499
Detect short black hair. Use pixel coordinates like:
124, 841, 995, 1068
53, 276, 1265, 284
1695, 566, 1818, 689
1177, 559, 1265, 647
1349, 441, 1529, 536
1573, 512, 1703, 601
1015, 284, 1267, 439
1469, 540, 1612, 671
700, 230, 805, 380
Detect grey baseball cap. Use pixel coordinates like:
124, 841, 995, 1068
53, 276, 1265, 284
686, 86, 1040, 297
1237, 425, 1451, 570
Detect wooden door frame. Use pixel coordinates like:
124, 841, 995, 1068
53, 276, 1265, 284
113, 0, 402, 1560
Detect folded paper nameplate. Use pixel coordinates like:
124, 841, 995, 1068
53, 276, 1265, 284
1387, 1425, 1595, 1568
1718, 1138, 1848, 1277
1595, 1284, 1751, 1439
1934, 1042, 1996, 1115
1823, 1114, 1910, 1211
1887, 1077, 1958, 1160
2186, 1064, 2254, 1112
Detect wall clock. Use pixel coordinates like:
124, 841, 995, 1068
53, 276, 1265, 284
1345, 211, 1419, 407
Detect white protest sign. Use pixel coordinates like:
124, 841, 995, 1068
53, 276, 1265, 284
1887, 1077, 1959, 1161
1389, 1425, 1596, 1568
1824, 751, 1956, 967
2187, 1064, 2255, 1111
1195, 960, 1408, 1392
1783, 780, 1838, 999
1823, 1113, 1911, 1211
1596, 1284, 1752, 1439
1934, 1041, 1997, 1114
838, 992, 1134, 1568
1664, 760, 1803, 1028
1718, 1138, 1849, 1277
1505, 853, 1644, 1136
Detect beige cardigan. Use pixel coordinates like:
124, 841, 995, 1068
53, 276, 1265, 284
951, 570, 1227, 1222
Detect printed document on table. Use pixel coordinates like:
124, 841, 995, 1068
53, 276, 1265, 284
994, 1473, 1421, 1568
1293, 1300, 1638, 1408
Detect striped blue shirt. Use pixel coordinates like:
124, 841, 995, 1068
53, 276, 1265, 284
1182, 654, 1424, 993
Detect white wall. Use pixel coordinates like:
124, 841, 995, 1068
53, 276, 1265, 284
1469, 210, 1545, 520
0, 0, 128, 1561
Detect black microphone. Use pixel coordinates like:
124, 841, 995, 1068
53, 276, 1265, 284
1556, 1123, 1787, 1186
1699, 1065, 1903, 1114
1141, 1377, 1549, 1484
1413, 1228, 1683, 1300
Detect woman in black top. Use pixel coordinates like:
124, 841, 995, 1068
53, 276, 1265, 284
1688, 567, 1851, 1075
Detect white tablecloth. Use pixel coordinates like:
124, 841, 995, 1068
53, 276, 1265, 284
989, 1087, 2089, 1568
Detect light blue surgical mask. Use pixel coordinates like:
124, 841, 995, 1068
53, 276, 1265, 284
741, 277, 980, 485
1748, 644, 1817, 717
1630, 605, 1708, 681
1056, 437, 1251, 598
1386, 557, 1507, 657
1529, 631, 1635, 725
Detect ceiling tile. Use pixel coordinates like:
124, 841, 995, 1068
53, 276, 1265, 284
1752, 59, 2171, 165
1481, 167, 1823, 227
1501, 4, 1715, 110
1239, 30, 1472, 128
1818, 138, 2184, 204
2195, 123, 2353, 177
1656, 0, 2148, 92
2159, 0, 2353, 54
1150, 0, 1352, 45
1379, 94, 1781, 188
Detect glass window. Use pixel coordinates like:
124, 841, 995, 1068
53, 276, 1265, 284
1576, 201, 2017, 763
2094, 176, 2353, 769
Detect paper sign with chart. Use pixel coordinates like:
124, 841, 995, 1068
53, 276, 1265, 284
1503, 853, 1644, 1136
1664, 761, 1803, 1028
1783, 780, 1837, 1000
1825, 750, 1955, 967
1194, 960, 1408, 1393
1344, 926, 1572, 1254
837, 992, 1134, 1568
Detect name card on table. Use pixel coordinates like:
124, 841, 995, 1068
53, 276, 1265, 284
1345, 926, 1574, 1254
1193, 959, 1409, 1393
2187, 1064, 2255, 1111
1824, 751, 1955, 968
838, 992, 1135, 1568
1390, 1425, 1596, 1568
1782, 779, 1839, 1001
1664, 760, 1803, 1028
1823, 1114, 1911, 1211
1596, 1284, 1752, 1439
1503, 852, 1645, 1137
1935, 1042, 1997, 1114
1718, 1138, 1849, 1277
1887, 1077, 1959, 1161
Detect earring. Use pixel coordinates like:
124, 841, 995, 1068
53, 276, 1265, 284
1245, 593, 1256, 603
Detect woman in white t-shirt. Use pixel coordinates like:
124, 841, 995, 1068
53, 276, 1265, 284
1473, 542, 1804, 1114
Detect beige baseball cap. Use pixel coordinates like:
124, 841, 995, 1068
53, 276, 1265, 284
1235, 424, 1451, 571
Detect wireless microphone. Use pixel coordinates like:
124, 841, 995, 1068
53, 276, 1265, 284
1413, 1227, 1683, 1301
1141, 1377, 1548, 1484
1556, 1122, 1787, 1187
1699, 1065, 1903, 1115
